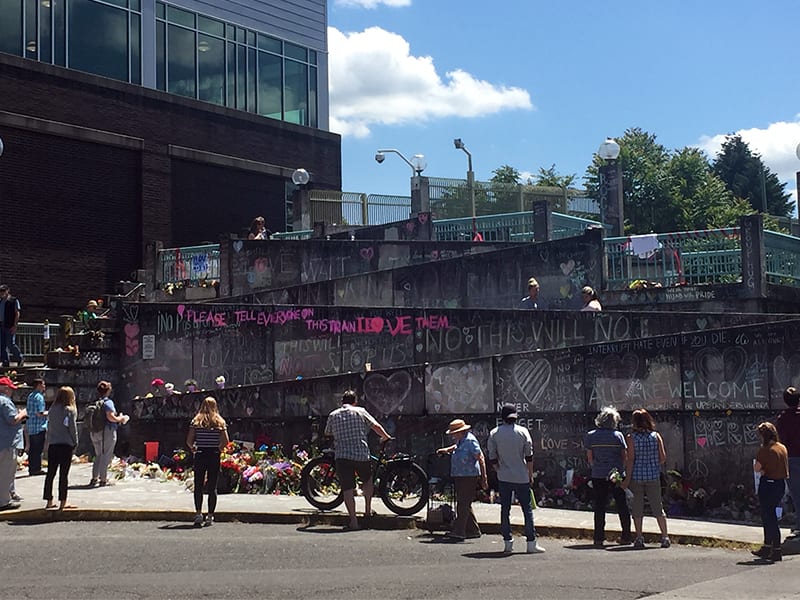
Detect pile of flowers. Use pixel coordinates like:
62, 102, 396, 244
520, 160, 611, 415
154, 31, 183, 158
535, 471, 592, 510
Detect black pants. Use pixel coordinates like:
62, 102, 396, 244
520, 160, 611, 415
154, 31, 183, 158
758, 478, 786, 547
28, 431, 46, 474
193, 448, 220, 514
43, 444, 73, 502
591, 478, 631, 543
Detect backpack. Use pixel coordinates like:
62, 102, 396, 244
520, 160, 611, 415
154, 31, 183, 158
85, 400, 107, 432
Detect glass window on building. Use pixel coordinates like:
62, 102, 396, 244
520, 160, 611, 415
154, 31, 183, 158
284, 59, 307, 126
197, 33, 224, 106
257, 51, 281, 120
167, 23, 195, 98
68, 0, 130, 82
0, 0, 23, 56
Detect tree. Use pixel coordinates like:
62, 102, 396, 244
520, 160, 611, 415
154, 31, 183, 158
666, 147, 742, 230
534, 164, 576, 189
585, 128, 679, 234
488, 165, 522, 214
711, 134, 792, 217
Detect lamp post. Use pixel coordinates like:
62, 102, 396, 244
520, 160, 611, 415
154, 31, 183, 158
453, 138, 477, 239
597, 137, 623, 237
375, 149, 429, 216
795, 142, 800, 236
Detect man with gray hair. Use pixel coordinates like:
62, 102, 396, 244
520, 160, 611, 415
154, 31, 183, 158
0, 376, 26, 510
585, 406, 631, 547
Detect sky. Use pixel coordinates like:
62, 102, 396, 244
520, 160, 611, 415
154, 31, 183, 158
326, 0, 800, 210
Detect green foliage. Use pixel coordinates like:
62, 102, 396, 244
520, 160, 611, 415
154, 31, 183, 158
534, 164, 576, 188
584, 128, 793, 234
711, 134, 792, 217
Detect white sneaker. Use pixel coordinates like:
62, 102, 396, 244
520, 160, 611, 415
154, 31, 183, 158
204, 514, 214, 527
527, 540, 546, 554
503, 539, 513, 554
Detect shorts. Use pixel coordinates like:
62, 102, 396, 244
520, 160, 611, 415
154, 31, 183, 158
335, 459, 372, 491
630, 479, 664, 518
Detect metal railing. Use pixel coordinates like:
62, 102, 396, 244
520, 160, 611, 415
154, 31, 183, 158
15, 322, 60, 363
434, 211, 601, 242
765, 230, 800, 286
605, 228, 742, 290
308, 190, 412, 227
157, 244, 220, 286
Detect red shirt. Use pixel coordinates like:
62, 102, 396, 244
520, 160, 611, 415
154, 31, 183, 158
775, 407, 800, 457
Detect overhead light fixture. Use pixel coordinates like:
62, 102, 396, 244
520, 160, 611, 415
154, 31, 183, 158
291, 168, 310, 185
197, 40, 210, 53
41, 0, 51, 8
26, 40, 37, 53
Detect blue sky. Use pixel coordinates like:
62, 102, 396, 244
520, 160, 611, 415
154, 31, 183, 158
327, 0, 800, 208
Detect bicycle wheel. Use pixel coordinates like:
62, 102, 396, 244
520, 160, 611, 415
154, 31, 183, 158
300, 455, 343, 511
379, 462, 429, 516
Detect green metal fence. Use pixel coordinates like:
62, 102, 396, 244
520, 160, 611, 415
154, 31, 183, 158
604, 228, 742, 290
308, 190, 411, 226
434, 211, 600, 242
765, 230, 800, 286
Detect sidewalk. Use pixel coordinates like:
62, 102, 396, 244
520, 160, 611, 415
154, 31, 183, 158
1, 463, 788, 548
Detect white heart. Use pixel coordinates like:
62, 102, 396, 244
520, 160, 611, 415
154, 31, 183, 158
233, 241, 243, 253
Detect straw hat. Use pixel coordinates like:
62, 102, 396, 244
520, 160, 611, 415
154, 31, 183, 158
445, 419, 471, 435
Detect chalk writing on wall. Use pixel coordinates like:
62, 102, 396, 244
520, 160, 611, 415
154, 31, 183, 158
494, 350, 584, 412
425, 359, 493, 414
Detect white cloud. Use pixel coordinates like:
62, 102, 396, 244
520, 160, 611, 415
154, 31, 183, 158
335, 0, 411, 7
697, 117, 800, 207
328, 26, 533, 138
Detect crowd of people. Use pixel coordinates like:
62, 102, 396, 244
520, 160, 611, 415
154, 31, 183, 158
0, 378, 797, 561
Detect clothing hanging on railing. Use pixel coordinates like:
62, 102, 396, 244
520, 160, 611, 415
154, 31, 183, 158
627, 234, 660, 258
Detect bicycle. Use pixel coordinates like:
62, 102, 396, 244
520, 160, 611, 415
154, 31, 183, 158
299, 439, 429, 516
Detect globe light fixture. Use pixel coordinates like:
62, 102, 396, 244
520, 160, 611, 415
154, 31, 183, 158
598, 137, 621, 161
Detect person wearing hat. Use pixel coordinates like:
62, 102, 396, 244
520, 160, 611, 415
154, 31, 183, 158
437, 418, 487, 540
581, 286, 602, 312
0, 376, 27, 510
487, 404, 545, 554
519, 277, 540, 309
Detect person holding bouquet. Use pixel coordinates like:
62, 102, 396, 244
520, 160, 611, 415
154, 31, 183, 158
186, 397, 229, 527
585, 406, 631, 547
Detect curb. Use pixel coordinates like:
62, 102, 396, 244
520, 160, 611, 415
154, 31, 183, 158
0, 508, 759, 548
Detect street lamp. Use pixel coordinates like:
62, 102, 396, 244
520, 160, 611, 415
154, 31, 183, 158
375, 149, 429, 217
375, 149, 426, 175
453, 138, 477, 239
597, 137, 623, 237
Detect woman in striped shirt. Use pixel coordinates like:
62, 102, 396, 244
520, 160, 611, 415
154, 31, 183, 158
186, 397, 229, 527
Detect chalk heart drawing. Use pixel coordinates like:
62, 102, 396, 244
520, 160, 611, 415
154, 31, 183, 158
462, 328, 474, 344
233, 241, 243, 253
697, 437, 707, 448
696, 318, 708, 330
601, 353, 639, 380
124, 323, 139, 339
512, 358, 552, 407
360, 247, 374, 260
560, 259, 575, 275
772, 354, 800, 388
560, 284, 571, 298
695, 346, 746, 383
176, 304, 185, 318
364, 371, 412, 415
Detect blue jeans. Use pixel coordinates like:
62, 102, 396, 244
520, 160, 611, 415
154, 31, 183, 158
0, 327, 22, 365
759, 478, 786, 547
787, 457, 800, 531
499, 480, 536, 541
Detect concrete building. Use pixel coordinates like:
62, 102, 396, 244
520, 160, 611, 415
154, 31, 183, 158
0, 0, 341, 318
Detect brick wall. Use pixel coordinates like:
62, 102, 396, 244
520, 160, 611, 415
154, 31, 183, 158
0, 53, 341, 320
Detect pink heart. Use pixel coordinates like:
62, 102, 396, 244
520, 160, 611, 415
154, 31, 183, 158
360, 247, 374, 260
176, 305, 185, 318
697, 437, 707, 448
124, 323, 139, 338
368, 317, 384, 333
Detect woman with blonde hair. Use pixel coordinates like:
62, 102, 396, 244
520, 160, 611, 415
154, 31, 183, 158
186, 397, 229, 527
752, 422, 789, 562
43, 386, 79, 510
621, 408, 669, 549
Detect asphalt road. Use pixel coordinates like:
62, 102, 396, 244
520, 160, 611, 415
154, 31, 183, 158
0, 521, 793, 600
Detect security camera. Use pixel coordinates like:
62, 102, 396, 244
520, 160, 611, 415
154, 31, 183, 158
375, 152, 385, 164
